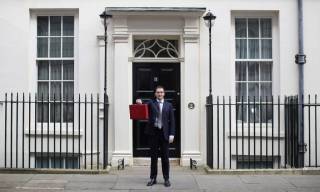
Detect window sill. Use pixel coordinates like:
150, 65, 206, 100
227, 131, 285, 139
236, 123, 273, 127
25, 129, 83, 136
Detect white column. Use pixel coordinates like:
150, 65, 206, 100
110, 16, 133, 166
180, 17, 202, 166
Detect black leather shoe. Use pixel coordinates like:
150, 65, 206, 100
147, 178, 157, 186
164, 179, 171, 187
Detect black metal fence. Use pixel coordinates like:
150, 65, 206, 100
206, 95, 320, 169
2, 93, 319, 170
0, 93, 109, 169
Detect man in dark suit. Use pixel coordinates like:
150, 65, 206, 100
136, 85, 175, 187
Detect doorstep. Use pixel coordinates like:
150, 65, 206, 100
133, 158, 180, 166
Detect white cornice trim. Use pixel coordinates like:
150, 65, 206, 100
183, 34, 200, 43
106, 7, 206, 16
112, 34, 129, 43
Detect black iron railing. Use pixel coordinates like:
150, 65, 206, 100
0, 93, 109, 169
305, 95, 319, 168
1, 93, 319, 170
206, 95, 319, 169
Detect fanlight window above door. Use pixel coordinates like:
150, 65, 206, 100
133, 39, 179, 58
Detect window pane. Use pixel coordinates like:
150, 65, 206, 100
236, 104, 247, 123
248, 39, 259, 59
38, 82, 49, 100
157, 39, 165, 50
261, 104, 273, 123
51, 157, 64, 168
167, 40, 179, 52
260, 62, 272, 81
133, 40, 144, 50
37, 37, 48, 57
157, 49, 171, 58
261, 82, 272, 101
63, 103, 74, 122
236, 83, 247, 102
50, 60, 62, 80
38, 61, 49, 80
63, 16, 74, 36
248, 62, 259, 81
63, 37, 74, 57
248, 83, 259, 100
261, 19, 272, 38
236, 39, 247, 59
50, 103, 61, 122
37, 16, 48, 36
141, 49, 155, 57
66, 157, 79, 169
157, 39, 167, 48
63, 82, 74, 101
248, 19, 259, 38
235, 18, 247, 38
36, 157, 49, 168
168, 49, 178, 58
50, 37, 61, 57
248, 105, 260, 123
51, 82, 61, 101
37, 102, 49, 123
156, 39, 178, 51
261, 39, 272, 59
236, 62, 247, 81
133, 39, 178, 58
237, 160, 273, 169
50, 16, 61, 36
144, 39, 155, 49
134, 49, 144, 57
63, 60, 74, 80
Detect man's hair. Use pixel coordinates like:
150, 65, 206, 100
154, 85, 165, 93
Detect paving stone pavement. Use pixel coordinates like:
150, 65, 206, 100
0, 166, 320, 192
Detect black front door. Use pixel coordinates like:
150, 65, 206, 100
132, 63, 180, 157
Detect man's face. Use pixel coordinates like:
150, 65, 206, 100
155, 88, 165, 100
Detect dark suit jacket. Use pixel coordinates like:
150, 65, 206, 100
144, 98, 175, 141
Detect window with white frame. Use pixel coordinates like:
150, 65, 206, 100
235, 18, 273, 123
36, 16, 74, 123
35, 155, 79, 169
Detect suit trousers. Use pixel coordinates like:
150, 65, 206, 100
149, 127, 170, 180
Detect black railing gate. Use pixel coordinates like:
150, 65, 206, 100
0, 93, 109, 170
284, 96, 299, 168
206, 95, 213, 169
205, 95, 319, 170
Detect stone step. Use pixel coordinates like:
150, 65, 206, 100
133, 158, 180, 166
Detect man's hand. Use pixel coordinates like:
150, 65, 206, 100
136, 99, 142, 104
169, 135, 174, 143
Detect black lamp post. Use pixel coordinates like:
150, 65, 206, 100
99, 10, 112, 96
203, 10, 216, 169
99, 10, 112, 169
203, 11, 216, 96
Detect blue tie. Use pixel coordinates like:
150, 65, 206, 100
157, 101, 162, 129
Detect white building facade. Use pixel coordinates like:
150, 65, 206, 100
0, 0, 320, 169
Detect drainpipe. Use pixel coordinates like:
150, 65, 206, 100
296, 0, 306, 168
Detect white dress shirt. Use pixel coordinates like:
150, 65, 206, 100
155, 98, 164, 129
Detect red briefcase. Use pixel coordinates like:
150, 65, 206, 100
129, 104, 149, 120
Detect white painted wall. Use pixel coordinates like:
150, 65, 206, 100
304, 0, 320, 94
